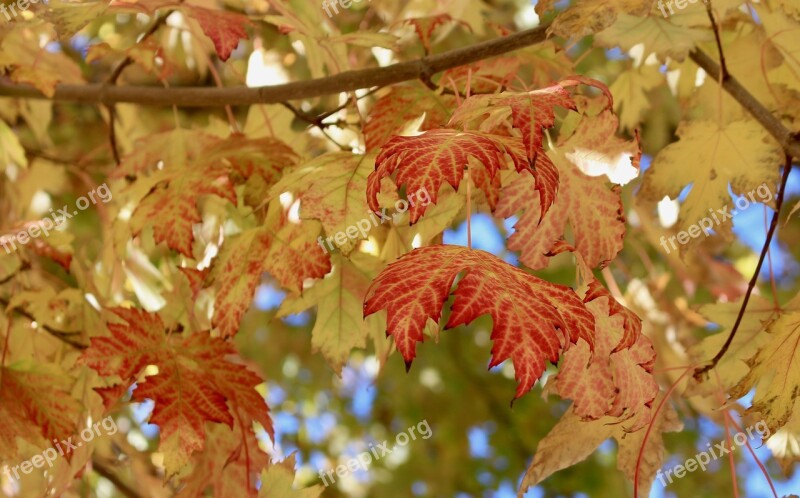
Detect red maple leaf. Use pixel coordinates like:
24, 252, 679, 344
367, 130, 527, 223
184, 5, 252, 61
364, 245, 595, 399
80, 308, 272, 476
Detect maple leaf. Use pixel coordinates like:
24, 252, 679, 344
135, 360, 233, 475
0, 363, 82, 461
730, 293, 800, 434
558, 96, 642, 175
130, 162, 236, 257
765, 409, 800, 476
535, 0, 653, 39
114, 129, 211, 179
518, 393, 682, 497
203, 135, 298, 207
496, 149, 626, 270
0, 26, 84, 97
278, 252, 390, 373
80, 308, 272, 476
608, 64, 665, 132
439, 57, 522, 94
270, 152, 379, 255
687, 295, 779, 396
43, 0, 110, 37
364, 84, 455, 151
208, 205, 331, 338
448, 78, 612, 219
179, 423, 270, 498
639, 119, 783, 252
398, 14, 471, 53
87, 39, 174, 81
548, 296, 656, 422
364, 245, 595, 399
367, 129, 527, 223
0, 119, 27, 170
259, 454, 324, 498
595, 14, 712, 61
172, 331, 273, 495
378, 189, 466, 262
584, 279, 642, 351
183, 5, 252, 61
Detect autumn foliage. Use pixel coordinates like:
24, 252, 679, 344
1, 0, 800, 497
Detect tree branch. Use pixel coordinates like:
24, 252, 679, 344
92, 459, 143, 498
0, 296, 88, 349
689, 48, 800, 159
0, 25, 550, 107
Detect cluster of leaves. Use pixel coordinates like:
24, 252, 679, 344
1, 0, 800, 497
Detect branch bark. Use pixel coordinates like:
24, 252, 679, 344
0, 25, 549, 107
690, 49, 800, 159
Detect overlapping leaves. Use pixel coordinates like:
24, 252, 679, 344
80, 308, 272, 478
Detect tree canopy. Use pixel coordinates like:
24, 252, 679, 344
1, 0, 800, 497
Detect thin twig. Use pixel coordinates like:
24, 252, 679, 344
105, 12, 172, 164
703, 0, 729, 80
92, 459, 143, 498
0, 296, 88, 349
693, 154, 793, 380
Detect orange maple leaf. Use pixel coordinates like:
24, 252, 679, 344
363, 245, 595, 399
550, 295, 655, 423
0, 365, 82, 461
80, 308, 272, 476
496, 150, 626, 270
208, 206, 331, 338
202, 135, 298, 207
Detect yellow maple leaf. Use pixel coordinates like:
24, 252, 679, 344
259, 454, 323, 498
518, 393, 682, 496
609, 64, 665, 132
639, 119, 782, 253
277, 252, 391, 374
536, 0, 653, 39
270, 152, 379, 256
731, 292, 800, 434
688, 295, 779, 396
595, 14, 712, 61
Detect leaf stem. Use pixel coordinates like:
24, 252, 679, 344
693, 154, 793, 380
